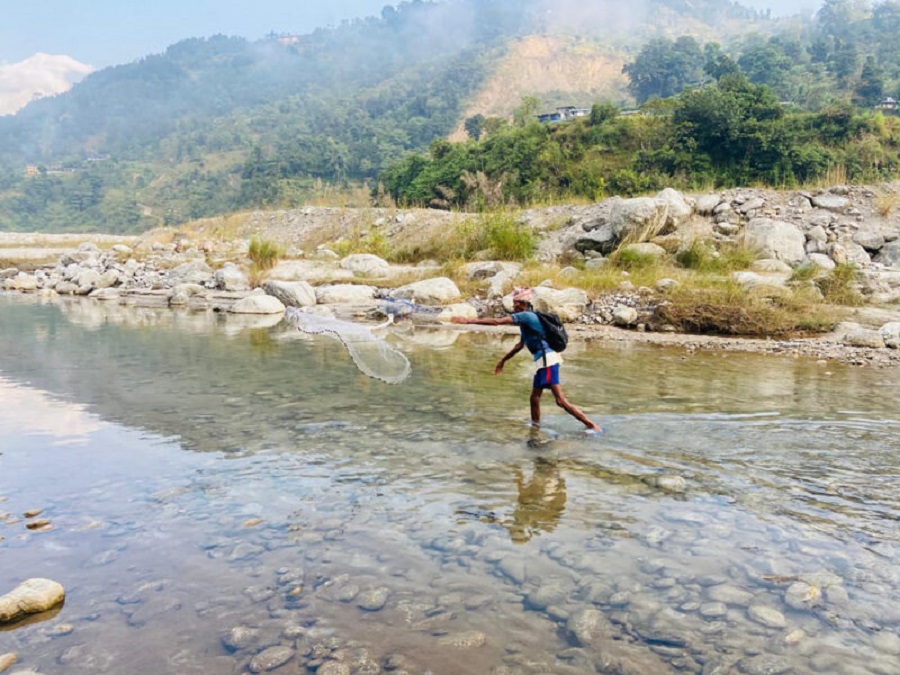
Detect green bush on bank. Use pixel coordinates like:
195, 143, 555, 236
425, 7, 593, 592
378, 77, 900, 211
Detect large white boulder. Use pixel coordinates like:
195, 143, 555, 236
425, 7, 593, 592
229, 295, 286, 315
315, 284, 377, 304
340, 254, 390, 278
744, 218, 806, 265
263, 280, 317, 308
391, 277, 461, 306
215, 263, 250, 291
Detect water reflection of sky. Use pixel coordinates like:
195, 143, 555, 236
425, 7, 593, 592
0, 376, 104, 445
3, 295, 900, 675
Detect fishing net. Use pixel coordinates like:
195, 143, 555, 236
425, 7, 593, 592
285, 307, 411, 384
377, 298, 443, 322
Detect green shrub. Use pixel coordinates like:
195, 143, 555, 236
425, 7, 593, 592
482, 212, 537, 261
247, 237, 285, 287
248, 237, 284, 272
610, 248, 659, 270
676, 240, 755, 273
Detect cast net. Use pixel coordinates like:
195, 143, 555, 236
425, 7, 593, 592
285, 307, 411, 384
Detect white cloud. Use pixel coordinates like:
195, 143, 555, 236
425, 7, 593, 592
0, 53, 93, 116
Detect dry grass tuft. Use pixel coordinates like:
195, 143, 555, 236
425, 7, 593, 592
874, 191, 900, 219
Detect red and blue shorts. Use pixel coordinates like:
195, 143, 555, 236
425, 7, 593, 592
533, 364, 560, 389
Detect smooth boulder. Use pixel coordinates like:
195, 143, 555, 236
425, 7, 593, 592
0, 579, 65, 624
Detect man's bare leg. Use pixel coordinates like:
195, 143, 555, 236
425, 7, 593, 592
530, 387, 543, 427
549, 385, 600, 431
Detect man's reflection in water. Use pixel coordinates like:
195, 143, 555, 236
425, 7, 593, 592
505, 454, 567, 544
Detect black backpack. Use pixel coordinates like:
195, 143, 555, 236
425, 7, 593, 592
534, 311, 568, 352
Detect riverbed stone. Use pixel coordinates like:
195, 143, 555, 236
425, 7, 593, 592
223, 625, 260, 651
744, 218, 806, 265
315, 284, 377, 304
784, 582, 820, 610
215, 263, 250, 291
0, 654, 16, 673
317, 662, 351, 675
391, 277, 461, 305
340, 253, 390, 278
263, 280, 316, 308
876, 241, 900, 268
566, 608, 609, 647
707, 585, 754, 606
748, 605, 787, 628
0, 578, 65, 624
812, 194, 850, 212
842, 328, 885, 349
871, 631, 900, 655
229, 295, 286, 315
357, 587, 390, 611
438, 630, 487, 649
249, 645, 295, 672
697, 194, 722, 215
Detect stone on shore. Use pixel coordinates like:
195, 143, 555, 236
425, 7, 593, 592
391, 277, 461, 305
229, 295, 286, 315
0, 579, 65, 624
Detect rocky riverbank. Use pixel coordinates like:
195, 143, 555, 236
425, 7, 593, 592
3, 184, 900, 366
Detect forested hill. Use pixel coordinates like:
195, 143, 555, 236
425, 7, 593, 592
0, 0, 769, 232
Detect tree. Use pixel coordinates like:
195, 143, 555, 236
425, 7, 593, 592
704, 43, 741, 81
674, 75, 787, 182
623, 36, 705, 104
513, 96, 541, 126
589, 102, 619, 126
464, 114, 486, 140
856, 56, 885, 106
738, 42, 792, 92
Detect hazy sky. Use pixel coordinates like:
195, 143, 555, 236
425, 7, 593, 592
3, 0, 824, 69
1, 1, 390, 67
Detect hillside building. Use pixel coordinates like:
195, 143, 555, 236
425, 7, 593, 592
536, 106, 590, 124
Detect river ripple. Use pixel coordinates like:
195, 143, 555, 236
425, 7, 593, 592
1, 294, 899, 674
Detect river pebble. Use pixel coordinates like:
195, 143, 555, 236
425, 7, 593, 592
748, 605, 787, 629
357, 587, 389, 611
249, 646, 294, 672
0, 654, 16, 673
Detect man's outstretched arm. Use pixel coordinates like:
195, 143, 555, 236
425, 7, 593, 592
451, 316, 515, 326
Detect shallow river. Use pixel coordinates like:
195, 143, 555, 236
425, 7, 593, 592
1, 294, 899, 675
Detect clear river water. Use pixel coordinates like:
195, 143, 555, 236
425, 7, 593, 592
1, 293, 899, 675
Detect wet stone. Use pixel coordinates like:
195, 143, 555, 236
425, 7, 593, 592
707, 585, 754, 606
125, 597, 182, 626
357, 587, 390, 611
737, 654, 792, 675
525, 584, 567, 611
244, 585, 276, 603
223, 626, 260, 652
57, 644, 115, 671
249, 645, 295, 672
317, 662, 351, 675
784, 582, 820, 610
437, 630, 487, 649
229, 542, 264, 561
748, 605, 787, 629
44, 623, 75, 637
0, 654, 16, 673
383, 653, 410, 670
871, 631, 900, 655
700, 602, 728, 619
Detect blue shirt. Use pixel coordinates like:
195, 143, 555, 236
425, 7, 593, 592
512, 311, 554, 360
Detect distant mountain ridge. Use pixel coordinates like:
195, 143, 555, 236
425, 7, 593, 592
0, 53, 93, 116
0, 0, 767, 166
0, 0, 775, 233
